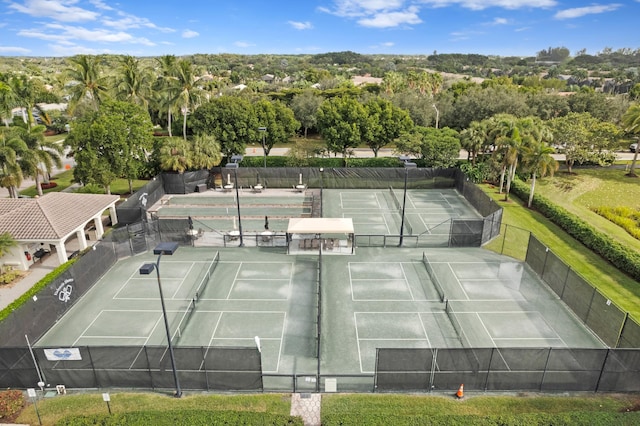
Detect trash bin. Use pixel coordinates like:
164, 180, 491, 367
195, 183, 207, 192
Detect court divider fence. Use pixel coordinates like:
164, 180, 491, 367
115, 167, 503, 248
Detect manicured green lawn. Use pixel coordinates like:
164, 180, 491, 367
19, 170, 148, 197
480, 170, 640, 320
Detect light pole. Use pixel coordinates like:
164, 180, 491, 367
139, 242, 182, 397
226, 155, 244, 247
398, 159, 416, 247
319, 167, 324, 217
258, 126, 267, 168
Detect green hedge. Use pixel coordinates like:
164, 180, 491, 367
56, 409, 303, 425
511, 179, 640, 282
322, 411, 640, 425
238, 156, 401, 168
0, 259, 76, 322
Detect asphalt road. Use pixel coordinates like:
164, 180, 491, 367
2, 146, 638, 198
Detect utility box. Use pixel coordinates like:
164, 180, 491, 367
195, 183, 207, 192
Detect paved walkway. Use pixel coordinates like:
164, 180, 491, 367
290, 393, 321, 426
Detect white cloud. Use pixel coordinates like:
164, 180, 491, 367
182, 29, 199, 38
288, 21, 313, 30
492, 17, 508, 25
18, 23, 156, 46
88, 0, 113, 11
234, 41, 255, 48
419, 0, 557, 10
554, 4, 621, 19
514, 26, 531, 31
0, 45, 31, 53
324, 0, 406, 17
358, 6, 422, 27
7, 0, 99, 22
103, 13, 174, 33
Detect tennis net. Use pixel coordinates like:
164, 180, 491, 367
173, 252, 220, 343
422, 252, 445, 303
390, 186, 413, 235
445, 302, 471, 348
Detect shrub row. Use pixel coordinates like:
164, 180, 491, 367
511, 179, 640, 281
237, 156, 402, 168
57, 409, 303, 425
0, 390, 23, 420
0, 259, 76, 322
321, 411, 640, 425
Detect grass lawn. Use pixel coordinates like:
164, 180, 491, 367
480, 169, 640, 320
19, 170, 148, 197
14, 392, 639, 425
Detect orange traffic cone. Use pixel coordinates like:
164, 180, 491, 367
456, 384, 464, 399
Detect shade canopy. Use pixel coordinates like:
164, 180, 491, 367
287, 218, 354, 235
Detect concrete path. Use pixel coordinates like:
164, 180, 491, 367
290, 393, 321, 426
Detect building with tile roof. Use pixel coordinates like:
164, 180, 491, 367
0, 193, 119, 271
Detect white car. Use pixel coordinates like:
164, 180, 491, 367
631, 143, 638, 153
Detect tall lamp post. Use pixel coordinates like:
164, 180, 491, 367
139, 242, 182, 397
398, 158, 417, 247
258, 126, 267, 168
226, 155, 244, 247
319, 167, 324, 217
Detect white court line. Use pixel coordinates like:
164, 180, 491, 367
474, 312, 497, 347
226, 262, 243, 299
114, 267, 146, 299
399, 263, 417, 301
373, 192, 384, 209
448, 263, 470, 300
418, 314, 433, 348
354, 312, 364, 373
72, 310, 105, 346
170, 262, 196, 299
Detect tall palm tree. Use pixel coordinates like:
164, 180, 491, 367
522, 141, 558, 208
10, 124, 62, 196
0, 133, 25, 198
158, 137, 192, 173
487, 114, 517, 194
153, 55, 179, 137
0, 231, 17, 259
191, 134, 222, 169
113, 56, 154, 108
622, 104, 640, 177
6, 74, 40, 128
173, 60, 203, 140
65, 55, 109, 114
460, 120, 489, 165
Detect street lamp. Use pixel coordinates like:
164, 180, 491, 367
258, 126, 267, 168
319, 167, 324, 217
139, 242, 182, 397
226, 155, 244, 247
398, 160, 417, 247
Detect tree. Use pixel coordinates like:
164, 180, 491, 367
173, 60, 204, 140
67, 100, 153, 194
460, 120, 489, 165
254, 99, 299, 158
158, 137, 193, 173
65, 55, 109, 114
190, 134, 223, 170
363, 97, 413, 157
113, 56, 154, 108
622, 104, 640, 177
8, 123, 62, 196
190, 96, 258, 158
0, 132, 24, 198
522, 141, 558, 207
154, 55, 179, 137
396, 126, 460, 168
316, 96, 369, 165
0, 231, 17, 258
290, 91, 322, 138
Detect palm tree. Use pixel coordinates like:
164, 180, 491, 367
487, 114, 517, 194
460, 120, 489, 165
0, 132, 26, 198
5, 74, 41, 128
173, 60, 203, 140
113, 56, 154, 108
191, 134, 222, 169
158, 137, 192, 173
622, 104, 640, 177
9, 124, 62, 196
154, 55, 179, 137
522, 141, 558, 207
0, 232, 17, 267
65, 55, 109, 114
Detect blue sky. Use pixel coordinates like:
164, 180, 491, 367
0, 0, 638, 57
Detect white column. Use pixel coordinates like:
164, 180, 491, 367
55, 242, 68, 264
109, 205, 118, 226
94, 216, 105, 240
76, 229, 88, 250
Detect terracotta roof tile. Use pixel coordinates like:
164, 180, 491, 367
0, 193, 119, 240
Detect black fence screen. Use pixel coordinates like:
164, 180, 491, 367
376, 347, 640, 393
525, 235, 640, 349
0, 346, 262, 391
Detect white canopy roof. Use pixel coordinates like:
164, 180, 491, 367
287, 218, 354, 234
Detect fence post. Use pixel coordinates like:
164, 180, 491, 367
615, 313, 629, 348
594, 348, 611, 393
86, 346, 100, 389
540, 348, 553, 391
500, 224, 507, 255
484, 348, 495, 391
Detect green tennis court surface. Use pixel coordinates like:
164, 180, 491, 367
36, 245, 604, 377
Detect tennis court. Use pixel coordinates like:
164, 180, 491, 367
323, 188, 481, 236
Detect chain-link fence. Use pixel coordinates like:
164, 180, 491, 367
375, 347, 640, 392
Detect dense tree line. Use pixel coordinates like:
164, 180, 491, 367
1, 51, 640, 196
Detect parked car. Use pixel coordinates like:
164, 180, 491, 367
631, 143, 638, 152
